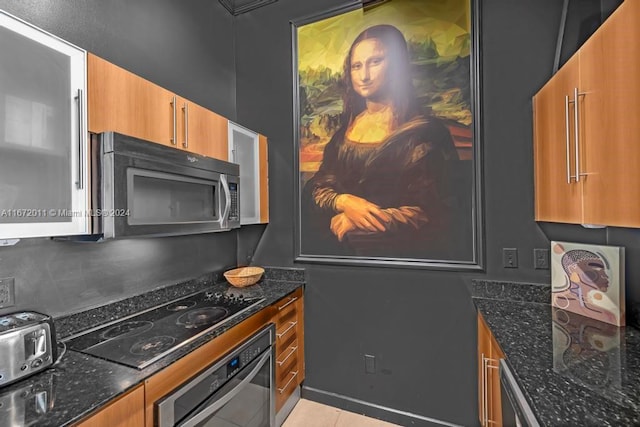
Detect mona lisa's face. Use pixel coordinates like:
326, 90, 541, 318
350, 38, 389, 100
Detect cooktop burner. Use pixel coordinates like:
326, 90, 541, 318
66, 289, 264, 369
177, 307, 229, 329
130, 336, 176, 356
101, 320, 154, 340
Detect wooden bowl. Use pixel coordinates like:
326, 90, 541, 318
224, 266, 265, 288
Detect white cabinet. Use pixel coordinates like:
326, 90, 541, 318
0, 11, 89, 239
228, 121, 268, 224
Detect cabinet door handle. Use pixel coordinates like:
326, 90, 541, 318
574, 87, 581, 182
75, 89, 84, 190
278, 296, 298, 311
276, 345, 298, 366
182, 103, 189, 148
277, 371, 298, 394
565, 95, 572, 184
482, 356, 500, 426
170, 96, 177, 145
481, 354, 488, 426
276, 321, 297, 339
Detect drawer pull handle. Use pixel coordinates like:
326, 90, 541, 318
278, 296, 298, 311
276, 321, 297, 339
277, 345, 298, 366
277, 371, 298, 394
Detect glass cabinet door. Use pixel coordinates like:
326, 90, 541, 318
228, 122, 260, 224
0, 11, 88, 239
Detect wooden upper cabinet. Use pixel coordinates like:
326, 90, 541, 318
75, 385, 144, 427
580, 0, 640, 227
87, 54, 175, 148
533, 0, 640, 227
175, 96, 228, 160
533, 53, 583, 223
87, 54, 228, 160
259, 134, 270, 223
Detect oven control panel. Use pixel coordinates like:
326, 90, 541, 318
226, 334, 268, 379
157, 324, 274, 427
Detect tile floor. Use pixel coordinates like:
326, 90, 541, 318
282, 399, 401, 427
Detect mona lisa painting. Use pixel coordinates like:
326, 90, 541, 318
293, 0, 482, 269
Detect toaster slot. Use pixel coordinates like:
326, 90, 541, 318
24, 329, 47, 359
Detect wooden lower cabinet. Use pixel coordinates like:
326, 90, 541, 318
272, 288, 305, 412
74, 385, 144, 427
478, 313, 505, 427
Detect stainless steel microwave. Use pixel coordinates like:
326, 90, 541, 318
89, 132, 240, 239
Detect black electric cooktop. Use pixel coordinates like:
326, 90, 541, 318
66, 289, 264, 369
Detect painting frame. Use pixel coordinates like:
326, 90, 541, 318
292, 0, 484, 271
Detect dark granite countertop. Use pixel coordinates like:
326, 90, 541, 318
472, 280, 640, 427
0, 267, 304, 427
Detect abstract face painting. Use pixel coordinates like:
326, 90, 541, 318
293, 0, 482, 269
551, 241, 625, 326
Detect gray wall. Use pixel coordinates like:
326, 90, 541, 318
0, 0, 236, 118
234, 0, 639, 426
0, 0, 238, 317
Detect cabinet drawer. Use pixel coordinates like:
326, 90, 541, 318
275, 339, 299, 367
276, 350, 298, 381
274, 294, 300, 321
275, 365, 300, 411
275, 319, 298, 345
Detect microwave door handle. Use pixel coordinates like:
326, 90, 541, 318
178, 350, 271, 427
220, 175, 231, 227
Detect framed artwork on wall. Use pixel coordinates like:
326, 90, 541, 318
551, 241, 625, 326
292, 0, 483, 270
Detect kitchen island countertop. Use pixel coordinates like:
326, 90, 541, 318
0, 268, 304, 427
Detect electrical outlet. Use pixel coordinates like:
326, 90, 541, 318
503, 248, 518, 268
534, 248, 550, 269
0, 277, 15, 308
364, 354, 376, 374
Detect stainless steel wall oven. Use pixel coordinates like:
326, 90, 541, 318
156, 324, 275, 427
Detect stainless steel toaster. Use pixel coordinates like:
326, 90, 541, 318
0, 312, 57, 387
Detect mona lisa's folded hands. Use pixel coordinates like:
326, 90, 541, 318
334, 194, 391, 232
330, 213, 356, 241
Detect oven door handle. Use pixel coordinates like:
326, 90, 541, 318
178, 349, 271, 427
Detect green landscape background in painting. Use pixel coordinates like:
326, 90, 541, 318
297, 0, 472, 181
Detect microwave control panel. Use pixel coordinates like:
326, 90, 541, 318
228, 183, 239, 221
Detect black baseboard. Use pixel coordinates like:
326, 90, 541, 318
301, 386, 463, 427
